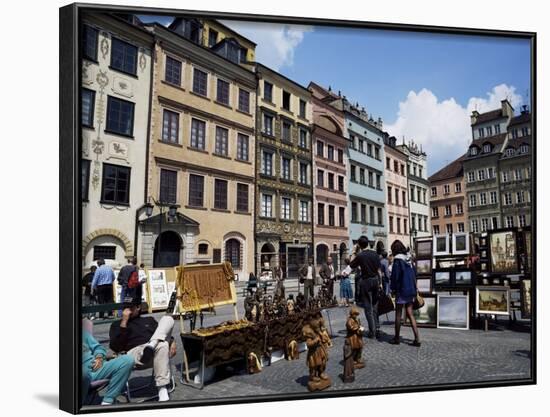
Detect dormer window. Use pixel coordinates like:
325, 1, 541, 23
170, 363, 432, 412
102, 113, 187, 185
486, 126, 492, 137
478, 128, 485, 138
483, 143, 492, 153
519, 144, 529, 154
469, 146, 478, 156
505, 147, 515, 157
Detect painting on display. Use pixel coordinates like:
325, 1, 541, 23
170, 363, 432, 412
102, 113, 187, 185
434, 270, 451, 287
416, 259, 432, 275
407, 295, 437, 327
415, 239, 433, 258
417, 278, 432, 293
476, 286, 510, 316
452, 233, 469, 255
148, 269, 170, 310
437, 295, 469, 330
524, 230, 532, 272
520, 279, 531, 319
454, 270, 473, 286
433, 235, 450, 256
489, 230, 519, 274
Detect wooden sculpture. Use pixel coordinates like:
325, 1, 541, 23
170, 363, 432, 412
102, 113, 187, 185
346, 306, 365, 369
303, 316, 331, 391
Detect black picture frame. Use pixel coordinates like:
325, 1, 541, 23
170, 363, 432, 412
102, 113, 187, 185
453, 269, 474, 287
59, 2, 537, 414
488, 228, 521, 275
415, 238, 432, 259
433, 268, 453, 289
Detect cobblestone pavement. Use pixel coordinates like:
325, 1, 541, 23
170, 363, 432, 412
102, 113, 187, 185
87, 281, 532, 405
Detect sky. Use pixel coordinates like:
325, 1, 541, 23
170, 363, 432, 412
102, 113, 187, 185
138, 15, 531, 175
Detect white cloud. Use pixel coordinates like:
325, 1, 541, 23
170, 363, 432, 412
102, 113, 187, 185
385, 84, 523, 174
221, 20, 313, 70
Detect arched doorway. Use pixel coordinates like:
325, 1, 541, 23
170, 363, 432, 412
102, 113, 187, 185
260, 243, 276, 267
316, 244, 329, 265
225, 238, 242, 270
153, 231, 182, 267
339, 242, 348, 269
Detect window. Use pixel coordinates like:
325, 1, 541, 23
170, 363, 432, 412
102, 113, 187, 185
368, 171, 374, 187
521, 127, 529, 137
389, 216, 394, 233
469, 146, 478, 156
214, 126, 228, 156
519, 144, 529, 154
443, 184, 450, 194
377, 208, 383, 225
317, 169, 324, 187
404, 218, 408, 234
432, 207, 439, 218
486, 126, 493, 137
111, 38, 137, 75
216, 79, 230, 105
350, 165, 356, 182
445, 205, 452, 216
495, 124, 501, 134
446, 224, 453, 234
236, 183, 249, 212
339, 207, 345, 227
263, 113, 273, 136
512, 128, 518, 139
374, 147, 380, 160
239, 48, 247, 63
317, 140, 324, 157
395, 189, 400, 205
82, 25, 98, 61
299, 201, 309, 222
213, 249, 222, 264
299, 129, 308, 148
362, 205, 368, 224
282, 90, 291, 111
93, 245, 116, 261
469, 194, 477, 207
237, 134, 249, 161
433, 225, 440, 235
502, 171, 509, 182
367, 143, 373, 157
358, 140, 364, 153
478, 128, 485, 138
471, 219, 479, 233
165, 56, 181, 85
159, 169, 177, 204
359, 168, 365, 185
328, 205, 335, 226
338, 176, 344, 192
101, 163, 130, 205
369, 206, 375, 224
262, 151, 273, 176
456, 203, 463, 214
402, 191, 407, 207
481, 219, 488, 232
282, 121, 291, 142
396, 218, 401, 234
299, 99, 306, 118
261, 194, 273, 217
517, 191, 525, 203
490, 191, 497, 205
264, 81, 273, 102
417, 188, 421, 203
351, 202, 358, 223
410, 185, 415, 202
317, 203, 325, 225
400, 164, 405, 176
190, 118, 206, 150
387, 158, 391, 170
188, 174, 204, 207
81, 159, 90, 201
192, 68, 208, 96
281, 197, 292, 220
282, 157, 292, 180
238, 89, 250, 113
514, 169, 523, 181
214, 179, 228, 210
467, 172, 475, 183
337, 149, 344, 164
387, 186, 392, 204
431, 187, 437, 197
506, 216, 514, 228
207, 28, 219, 46
376, 174, 381, 189
458, 223, 465, 233
518, 214, 526, 227
480, 193, 487, 205
328, 173, 335, 190
327, 145, 334, 160
225, 239, 241, 269
483, 144, 492, 153
198, 243, 209, 255
478, 169, 486, 181
299, 162, 308, 184
106, 96, 134, 136
81, 88, 95, 128
504, 193, 512, 205
488, 167, 494, 178
505, 148, 515, 157
491, 217, 498, 230
455, 182, 462, 193
162, 109, 179, 143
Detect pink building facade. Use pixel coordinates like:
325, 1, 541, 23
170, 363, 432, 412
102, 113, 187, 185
309, 83, 350, 269
384, 136, 410, 248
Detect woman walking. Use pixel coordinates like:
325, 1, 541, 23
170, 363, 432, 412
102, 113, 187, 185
389, 240, 421, 347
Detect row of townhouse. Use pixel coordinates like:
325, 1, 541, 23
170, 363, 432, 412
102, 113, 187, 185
80, 12, 430, 280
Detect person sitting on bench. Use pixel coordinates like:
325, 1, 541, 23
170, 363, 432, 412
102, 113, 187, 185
82, 329, 134, 405
109, 301, 177, 402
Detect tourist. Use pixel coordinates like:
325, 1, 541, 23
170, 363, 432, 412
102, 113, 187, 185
82, 265, 96, 307
109, 302, 177, 402
389, 240, 421, 347
339, 258, 354, 306
380, 251, 391, 296
299, 257, 316, 302
319, 257, 336, 298
349, 236, 382, 339
91, 259, 116, 318
117, 257, 138, 314
82, 329, 134, 405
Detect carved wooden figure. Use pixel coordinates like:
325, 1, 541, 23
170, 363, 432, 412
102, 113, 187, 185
346, 306, 365, 369
303, 317, 331, 391
342, 338, 355, 383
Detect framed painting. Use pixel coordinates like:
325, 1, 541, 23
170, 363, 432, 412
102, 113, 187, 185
415, 238, 433, 258
433, 269, 452, 288
417, 277, 432, 293
489, 229, 520, 275
476, 286, 511, 316
452, 232, 470, 255
454, 269, 473, 286
406, 295, 437, 327
520, 279, 531, 319
416, 258, 432, 275
433, 234, 450, 256
437, 294, 469, 330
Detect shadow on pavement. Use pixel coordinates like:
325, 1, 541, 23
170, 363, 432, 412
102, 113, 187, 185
34, 394, 58, 408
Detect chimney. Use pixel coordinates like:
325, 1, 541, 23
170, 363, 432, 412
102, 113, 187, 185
377, 117, 383, 129
521, 105, 529, 115
328, 85, 332, 92
338, 90, 341, 97
470, 110, 479, 126
501, 99, 514, 119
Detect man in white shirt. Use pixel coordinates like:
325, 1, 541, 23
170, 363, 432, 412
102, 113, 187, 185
319, 257, 336, 298
299, 257, 316, 301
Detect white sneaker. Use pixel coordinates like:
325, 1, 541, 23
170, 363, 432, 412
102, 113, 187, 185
158, 386, 169, 402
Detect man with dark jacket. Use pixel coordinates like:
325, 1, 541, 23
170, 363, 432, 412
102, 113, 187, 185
319, 257, 336, 298
117, 257, 138, 306
349, 236, 382, 339
109, 303, 177, 402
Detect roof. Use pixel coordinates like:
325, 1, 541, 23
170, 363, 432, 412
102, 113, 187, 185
471, 109, 504, 126
139, 212, 200, 227
255, 62, 310, 95
428, 155, 465, 182
466, 133, 507, 158
503, 134, 532, 149
508, 112, 531, 127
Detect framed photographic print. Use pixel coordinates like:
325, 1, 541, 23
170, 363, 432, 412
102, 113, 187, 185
433, 234, 450, 256
520, 279, 532, 319
415, 239, 433, 258
452, 233, 469, 255
59, 2, 536, 414
416, 259, 432, 275
489, 230, 520, 274
437, 294, 469, 330
476, 286, 511, 316
454, 269, 473, 286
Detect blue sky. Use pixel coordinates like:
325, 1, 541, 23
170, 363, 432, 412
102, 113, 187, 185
138, 15, 531, 174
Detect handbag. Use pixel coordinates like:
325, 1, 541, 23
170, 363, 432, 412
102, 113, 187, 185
377, 288, 395, 316
412, 292, 425, 310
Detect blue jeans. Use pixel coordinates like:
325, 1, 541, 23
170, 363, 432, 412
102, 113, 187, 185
82, 355, 134, 404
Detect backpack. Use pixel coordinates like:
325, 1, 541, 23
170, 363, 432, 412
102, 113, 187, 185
127, 270, 140, 289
